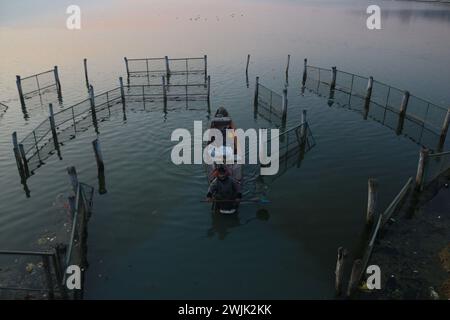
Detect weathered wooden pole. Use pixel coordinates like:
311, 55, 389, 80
165, 56, 170, 77
92, 139, 107, 194
204, 55, 208, 81
16, 75, 26, 109
119, 76, 126, 113
246, 54, 250, 75
253, 76, 259, 111
415, 148, 429, 191
438, 108, 450, 151
12, 132, 25, 180
335, 247, 348, 296
83, 58, 90, 90
207, 75, 211, 104
18, 144, 30, 178
302, 58, 307, 87
346, 259, 363, 297
162, 75, 168, 112
48, 104, 61, 159
367, 178, 378, 226
396, 90, 410, 134
363, 76, 374, 120
124, 57, 130, 79
285, 54, 290, 79
51, 247, 68, 299
330, 66, 337, 90
281, 88, 288, 125
89, 85, 99, 134
399, 91, 410, 118
67, 166, 79, 215
54, 66, 62, 101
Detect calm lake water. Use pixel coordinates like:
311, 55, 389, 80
1, 0, 450, 299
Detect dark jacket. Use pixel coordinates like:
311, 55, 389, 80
207, 176, 241, 200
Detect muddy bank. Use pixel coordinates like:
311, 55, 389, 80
358, 173, 450, 300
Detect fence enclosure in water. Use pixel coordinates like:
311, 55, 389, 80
0, 167, 93, 299
303, 64, 450, 152
16, 67, 63, 112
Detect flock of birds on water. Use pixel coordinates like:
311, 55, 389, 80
169, 13, 245, 22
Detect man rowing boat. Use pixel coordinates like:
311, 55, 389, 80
206, 165, 242, 214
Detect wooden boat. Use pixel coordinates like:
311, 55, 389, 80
205, 107, 243, 214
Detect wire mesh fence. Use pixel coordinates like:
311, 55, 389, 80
304, 64, 450, 150
126, 56, 207, 77
423, 151, 450, 187
20, 69, 57, 98
257, 83, 284, 119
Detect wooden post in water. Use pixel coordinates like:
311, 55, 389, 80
281, 88, 288, 125
363, 77, 374, 119
83, 58, 90, 90
204, 55, 208, 81
162, 76, 168, 112
124, 57, 130, 79
246, 54, 250, 75
52, 248, 68, 299
415, 148, 429, 191
367, 178, 378, 226
48, 104, 61, 159
396, 91, 410, 134
286, 54, 291, 86
67, 166, 78, 216
302, 58, 308, 87
330, 67, 337, 90
438, 108, 450, 151
165, 56, 170, 77
253, 76, 259, 112
16, 75, 26, 109
12, 132, 25, 179
207, 75, 211, 104
54, 66, 62, 102
119, 77, 126, 114
88, 85, 99, 134
346, 259, 363, 297
335, 247, 348, 296
92, 138, 107, 194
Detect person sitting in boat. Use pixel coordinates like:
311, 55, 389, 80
206, 166, 242, 213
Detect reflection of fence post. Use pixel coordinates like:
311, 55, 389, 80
48, 104, 61, 158
302, 58, 307, 87
54, 66, 62, 101
165, 56, 170, 77
415, 148, 429, 191
438, 108, 450, 150
19, 144, 30, 178
93, 138, 107, 194
89, 85, 98, 134
330, 67, 337, 90
363, 77, 373, 119
253, 76, 259, 112
124, 57, 130, 78
162, 76, 167, 112
366, 178, 378, 226
281, 88, 288, 125
12, 132, 25, 180
300, 109, 307, 141
335, 247, 348, 296
346, 259, 363, 297
16, 75, 26, 109
119, 77, 126, 114
83, 58, 90, 90
204, 55, 208, 81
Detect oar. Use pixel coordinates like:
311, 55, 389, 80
200, 198, 271, 204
